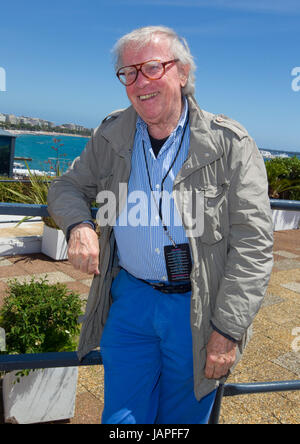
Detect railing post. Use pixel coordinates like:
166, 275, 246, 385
208, 384, 225, 424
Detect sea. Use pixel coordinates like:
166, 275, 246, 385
14, 134, 90, 174
13, 133, 300, 175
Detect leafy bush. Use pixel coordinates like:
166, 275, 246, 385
0, 277, 83, 355
265, 156, 300, 200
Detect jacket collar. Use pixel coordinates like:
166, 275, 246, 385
174, 95, 224, 186
99, 94, 224, 170
100, 105, 137, 158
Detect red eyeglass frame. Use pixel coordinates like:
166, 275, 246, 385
116, 59, 179, 86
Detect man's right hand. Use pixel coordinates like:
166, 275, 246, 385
67, 223, 100, 275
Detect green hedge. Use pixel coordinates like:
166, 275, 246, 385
265, 156, 300, 200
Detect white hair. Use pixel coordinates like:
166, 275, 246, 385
112, 26, 196, 96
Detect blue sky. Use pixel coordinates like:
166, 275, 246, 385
0, 0, 299, 151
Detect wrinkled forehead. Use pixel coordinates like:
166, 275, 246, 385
121, 35, 173, 67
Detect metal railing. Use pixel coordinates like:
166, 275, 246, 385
209, 380, 300, 424
0, 351, 102, 372
0, 200, 300, 424
270, 199, 300, 211
0, 199, 299, 218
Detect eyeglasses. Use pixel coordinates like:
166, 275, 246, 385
116, 59, 179, 86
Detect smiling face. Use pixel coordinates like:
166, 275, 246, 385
121, 35, 190, 138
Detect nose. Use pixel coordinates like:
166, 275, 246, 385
135, 69, 150, 88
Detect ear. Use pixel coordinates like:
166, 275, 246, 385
179, 63, 190, 88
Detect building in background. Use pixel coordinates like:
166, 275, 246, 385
0, 129, 16, 177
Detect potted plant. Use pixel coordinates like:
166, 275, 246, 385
0, 277, 83, 424
265, 156, 300, 230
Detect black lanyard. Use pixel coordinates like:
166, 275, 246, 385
142, 111, 189, 246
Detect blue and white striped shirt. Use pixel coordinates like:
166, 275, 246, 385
113, 98, 190, 281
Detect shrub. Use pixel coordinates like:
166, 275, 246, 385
265, 156, 300, 200
0, 277, 83, 355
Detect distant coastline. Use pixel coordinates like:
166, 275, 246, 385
7, 129, 90, 139
0, 111, 92, 137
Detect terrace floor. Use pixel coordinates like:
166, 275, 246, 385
0, 229, 300, 424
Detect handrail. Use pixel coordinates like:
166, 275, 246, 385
270, 199, 300, 211
0, 351, 102, 372
0, 202, 98, 219
1, 351, 300, 425
0, 203, 50, 217
0, 199, 299, 218
224, 380, 300, 396
209, 380, 300, 424
1, 350, 299, 424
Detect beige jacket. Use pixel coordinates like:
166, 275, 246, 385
47, 94, 273, 400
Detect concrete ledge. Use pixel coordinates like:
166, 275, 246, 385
0, 218, 44, 256
0, 235, 42, 256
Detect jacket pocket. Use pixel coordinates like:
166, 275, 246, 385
200, 184, 229, 245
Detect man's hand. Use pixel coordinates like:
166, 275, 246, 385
67, 223, 100, 275
205, 330, 237, 379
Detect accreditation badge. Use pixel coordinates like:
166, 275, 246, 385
164, 243, 192, 282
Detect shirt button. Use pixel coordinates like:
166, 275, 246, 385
155, 248, 160, 254
162, 276, 167, 281
156, 184, 160, 189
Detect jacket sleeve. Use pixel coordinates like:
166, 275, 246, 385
47, 126, 107, 235
210, 136, 274, 341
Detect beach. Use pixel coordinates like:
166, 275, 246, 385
7, 129, 90, 139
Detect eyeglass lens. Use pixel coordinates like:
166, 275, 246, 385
118, 61, 164, 85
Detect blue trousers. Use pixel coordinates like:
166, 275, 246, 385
100, 269, 216, 424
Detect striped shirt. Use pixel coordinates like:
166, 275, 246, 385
113, 97, 191, 281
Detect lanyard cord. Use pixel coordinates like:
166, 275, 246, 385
142, 111, 189, 247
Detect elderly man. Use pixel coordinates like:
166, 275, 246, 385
47, 26, 273, 424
